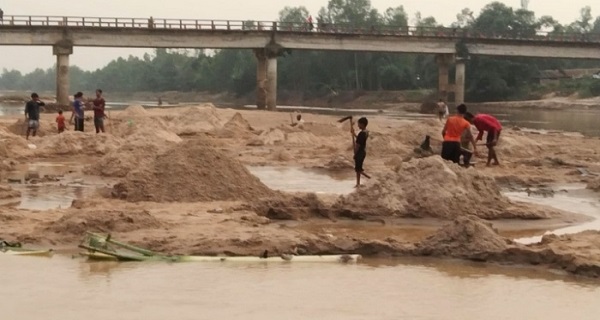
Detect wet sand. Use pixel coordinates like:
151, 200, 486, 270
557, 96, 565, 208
1, 104, 600, 277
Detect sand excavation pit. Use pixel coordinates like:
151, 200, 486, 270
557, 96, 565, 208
111, 138, 275, 202
333, 157, 564, 220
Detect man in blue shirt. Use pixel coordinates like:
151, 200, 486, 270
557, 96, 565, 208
70, 92, 85, 132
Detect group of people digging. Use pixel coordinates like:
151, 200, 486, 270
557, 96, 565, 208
349, 103, 501, 188
24, 90, 107, 139
442, 103, 501, 167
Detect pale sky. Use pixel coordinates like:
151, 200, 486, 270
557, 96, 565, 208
0, 0, 597, 72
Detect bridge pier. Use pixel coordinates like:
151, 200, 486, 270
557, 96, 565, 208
436, 54, 466, 104
53, 44, 73, 106
436, 54, 453, 102
254, 50, 267, 109
254, 49, 278, 110
455, 59, 466, 104
266, 57, 277, 110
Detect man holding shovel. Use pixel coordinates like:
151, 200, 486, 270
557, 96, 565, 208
339, 116, 371, 187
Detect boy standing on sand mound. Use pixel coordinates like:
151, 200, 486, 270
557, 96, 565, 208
351, 117, 371, 188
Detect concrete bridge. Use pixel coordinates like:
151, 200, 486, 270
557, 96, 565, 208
1, 15, 600, 108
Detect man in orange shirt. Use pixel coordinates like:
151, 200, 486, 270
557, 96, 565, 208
441, 104, 477, 164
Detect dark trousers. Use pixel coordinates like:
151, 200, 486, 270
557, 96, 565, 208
441, 141, 461, 164
75, 118, 84, 132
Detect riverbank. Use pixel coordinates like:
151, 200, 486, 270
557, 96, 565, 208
1, 104, 600, 277
4, 89, 600, 111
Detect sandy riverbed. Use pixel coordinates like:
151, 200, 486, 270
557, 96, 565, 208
1, 104, 600, 277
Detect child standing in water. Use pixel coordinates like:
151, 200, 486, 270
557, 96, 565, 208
351, 117, 371, 188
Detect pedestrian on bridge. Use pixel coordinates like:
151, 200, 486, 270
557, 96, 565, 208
307, 15, 314, 31
0, 8, 4, 21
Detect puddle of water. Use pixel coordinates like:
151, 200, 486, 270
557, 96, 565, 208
1, 254, 599, 320
248, 166, 355, 195
5, 161, 114, 210
506, 184, 600, 244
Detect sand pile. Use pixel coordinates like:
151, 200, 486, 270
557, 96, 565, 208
367, 131, 408, 156
334, 157, 550, 220
253, 193, 331, 220
300, 122, 343, 137
169, 105, 224, 135
587, 177, 600, 191
413, 216, 514, 259
84, 127, 182, 177
393, 119, 443, 146
121, 105, 148, 117
45, 209, 162, 235
497, 133, 544, 158
247, 128, 286, 146
319, 154, 354, 170
0, 127, 31, 158
0, 184, 21, 199
7, 119, 56, 138
213, 112, 255, 139
32, 131, 122, 157
112, 138, 275, 202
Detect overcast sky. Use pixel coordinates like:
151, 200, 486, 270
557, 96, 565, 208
0, 0, 597, 72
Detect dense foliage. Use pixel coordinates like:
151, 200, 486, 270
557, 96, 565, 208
1, 1, 600, 101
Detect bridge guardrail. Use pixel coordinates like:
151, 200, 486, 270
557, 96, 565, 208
1, 15, 600, 44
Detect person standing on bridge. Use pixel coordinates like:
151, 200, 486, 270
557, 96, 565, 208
307, 15, 314, 31
0, 8, 4, 21
70, 92, 85, 132
92, 89, 106, 134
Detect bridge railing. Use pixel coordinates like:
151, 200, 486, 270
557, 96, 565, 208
1, 15, 600, 43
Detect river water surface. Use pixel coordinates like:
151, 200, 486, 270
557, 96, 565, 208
1, 254, 600, 320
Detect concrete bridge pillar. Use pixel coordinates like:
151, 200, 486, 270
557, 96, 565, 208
53, 44, 73, 106
266, 57, 278, 110
455, 59, 466, 104
436, 54, 453, 102
254, 49, 267, 109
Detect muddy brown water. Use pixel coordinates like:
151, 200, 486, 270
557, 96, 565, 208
1, 254, 599, 320
3, 163, 600, 319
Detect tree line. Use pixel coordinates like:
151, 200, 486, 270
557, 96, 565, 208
1, 1, 600, 102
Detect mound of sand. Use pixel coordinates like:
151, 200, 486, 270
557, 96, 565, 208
497, 133, 544, 158
112, 138, 275, 202
32, 131, 122, 157
214, 112, 255, 139
121, 105, 148, 117
0, 127, 31, 158
334, 156, 551, 220
413, 216, 513, 259
393, 119, 443, 147
247, 128, 286, 146
253, 193, 331, 220
170, 105, 224, 135
587, 177, 600, 191
46, 209, 162, 235
7, 119, 56, 138
368, 131, 408, 156
84, 127, 182, 177
0, 184, 21, 199
319, 154, 354, 170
